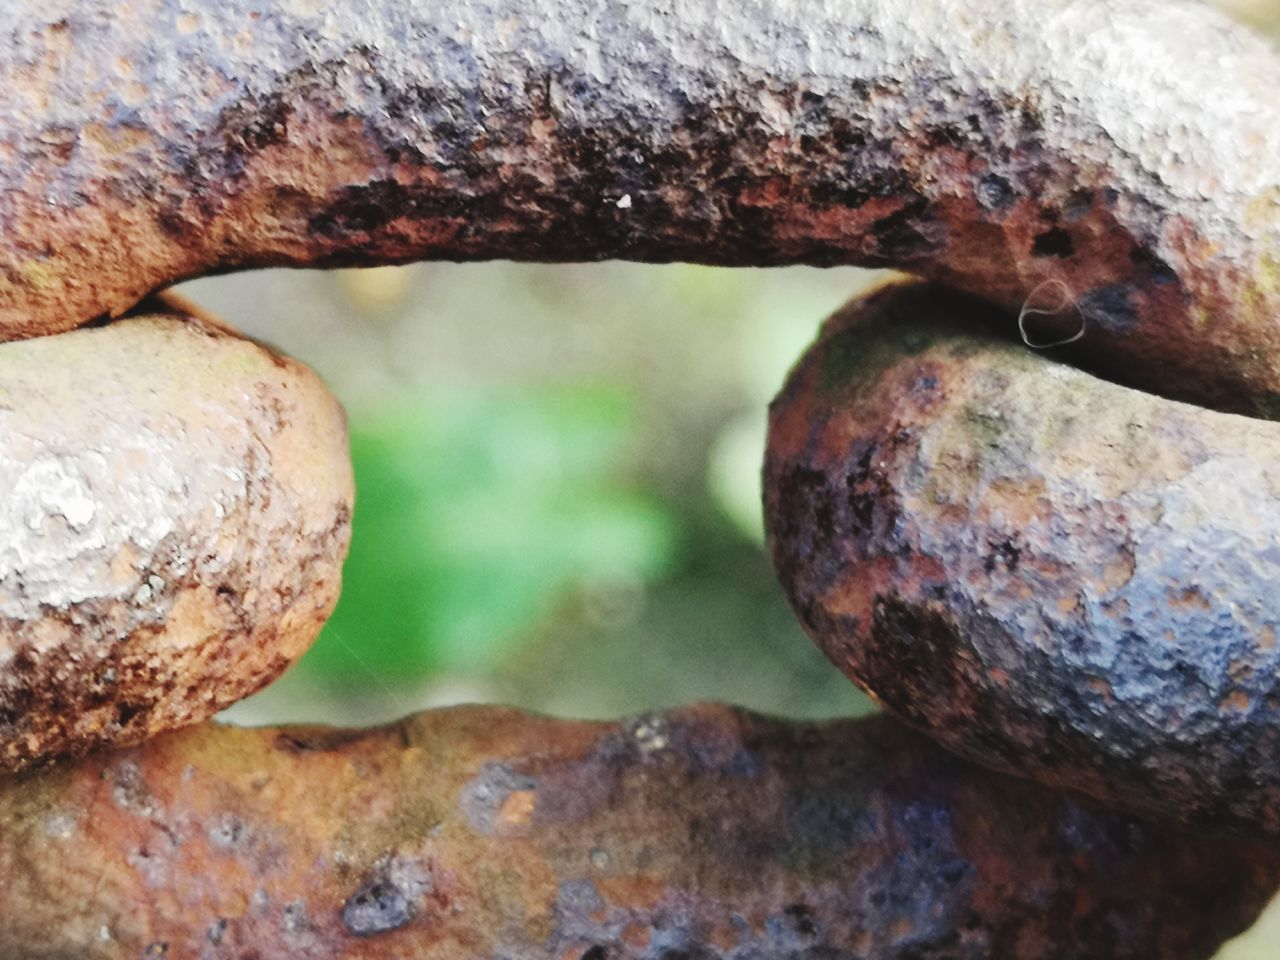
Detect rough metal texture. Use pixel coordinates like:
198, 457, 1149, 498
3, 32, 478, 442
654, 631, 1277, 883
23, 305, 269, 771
764, 282, 1280, 835
1, 0, 1279, 413
1, 704, 1275, 960
0, 299, 353, 772
1, 0, 1279, 935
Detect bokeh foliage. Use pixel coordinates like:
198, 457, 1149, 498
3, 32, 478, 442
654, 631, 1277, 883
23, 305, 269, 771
302, 383, 677, 683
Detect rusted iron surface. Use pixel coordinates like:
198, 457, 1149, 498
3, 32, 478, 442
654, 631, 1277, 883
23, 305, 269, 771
0, 297, 353, 772
0, 3, 1277, 941
764, 281, 1280, 835
1, 1, 1279, 412
1, 704, 1275, 960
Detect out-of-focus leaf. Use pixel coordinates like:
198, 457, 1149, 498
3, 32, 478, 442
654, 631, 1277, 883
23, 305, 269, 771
297, 383, 679, 687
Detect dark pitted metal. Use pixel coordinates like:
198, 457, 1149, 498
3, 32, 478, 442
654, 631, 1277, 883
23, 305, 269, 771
2, 705, 1276, 959
766, 282, 1280, 836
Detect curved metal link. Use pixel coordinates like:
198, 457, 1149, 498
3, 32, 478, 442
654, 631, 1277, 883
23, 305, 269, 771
766, 282, 1280, 835
0, 0, 1279, 952
0, 0, 1277, 411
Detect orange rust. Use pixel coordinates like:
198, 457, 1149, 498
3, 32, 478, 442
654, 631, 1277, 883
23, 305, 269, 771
4, 705, 1271, 958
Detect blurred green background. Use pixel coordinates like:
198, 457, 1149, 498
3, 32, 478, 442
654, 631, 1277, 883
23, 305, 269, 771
177, 3, 1280, 956
186, 262, 882, 728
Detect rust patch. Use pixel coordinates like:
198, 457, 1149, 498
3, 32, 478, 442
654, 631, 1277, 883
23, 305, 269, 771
0, 705, 1275, 958
766, 282, 1280, 835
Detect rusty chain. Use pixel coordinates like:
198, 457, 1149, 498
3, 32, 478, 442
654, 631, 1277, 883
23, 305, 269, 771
6, 706, 1279, 957
1, 0, 1280, 955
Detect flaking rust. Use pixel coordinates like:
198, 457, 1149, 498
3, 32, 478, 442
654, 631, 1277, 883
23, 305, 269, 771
765, 282, 1280, 835
0, 0, 1278, 413
0, 298, 353, 771
1, 2, 1279, 950
0, 704, 1276, 959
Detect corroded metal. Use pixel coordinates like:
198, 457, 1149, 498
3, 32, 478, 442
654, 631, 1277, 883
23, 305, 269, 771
1, 704, 1275, 959
765, 281, 1280, 835
0, 0, 1279, 912
1, 0, 1279, 413
0, 296, 353, 772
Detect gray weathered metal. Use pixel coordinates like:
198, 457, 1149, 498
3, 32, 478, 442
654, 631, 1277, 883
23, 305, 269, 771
766, 282, 1280, 835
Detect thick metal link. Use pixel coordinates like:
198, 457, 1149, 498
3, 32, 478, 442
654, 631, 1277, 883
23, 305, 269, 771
0, 296, 353, 770
0, 0, 1279, 955
766, 283, 1280, 834
4, 705, 1279, 958
0, 0, 1278, 410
